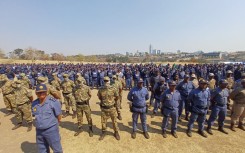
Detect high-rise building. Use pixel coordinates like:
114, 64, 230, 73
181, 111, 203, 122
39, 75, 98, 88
149, 44, 153, 54
157, 50, 161, 55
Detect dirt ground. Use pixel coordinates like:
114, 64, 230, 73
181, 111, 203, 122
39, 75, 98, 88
0, 89, 245, 153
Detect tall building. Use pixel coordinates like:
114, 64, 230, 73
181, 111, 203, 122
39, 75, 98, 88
149, 44, 153, 54
157, 50, 161, 55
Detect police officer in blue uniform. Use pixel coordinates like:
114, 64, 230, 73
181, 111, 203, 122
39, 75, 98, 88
91, 69, 98, 89
186, 79, 210, 138
124, 68, 132, 90
176, 74, 195, 121
161, 81, 181, 138
206, 79, 229, 135
32, 84, 63, 153
127, 78, 150, 139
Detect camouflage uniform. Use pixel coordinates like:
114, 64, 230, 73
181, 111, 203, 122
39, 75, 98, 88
111, 75, 123, 120
1, 75, 17, 115
97, 76, 120, 140
226, 71, 235, 110
75, 73, 86, 86
116, 74, 125, 105
50, 73, 61, 91
73, 78, 93, 137
230, 80, 245, 131
61, 74, 76, 118
12, 80, 33, 131
19, 73, 31, 89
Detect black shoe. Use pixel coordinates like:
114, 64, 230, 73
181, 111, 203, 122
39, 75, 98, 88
206, 127, 213, 135
12, 123, 22, 130
117, 114, 122, 120
131, 131, 136, 139
162, 131, 167, 138
27, 122, 33, 132
143, 132, 150, 139
186, 129, 192, 137
171, 131, 178, 138
99, 131, 106, 141
238, 122, 245, 131
114, 131, 120, 140
218, 126, 228, 134
89, 126, 93, 137
74, 127, 83, 136
198, 130, 208, 138
62, 111, 69, 118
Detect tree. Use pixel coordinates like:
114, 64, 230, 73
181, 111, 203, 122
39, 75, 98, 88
51, 53, 65, 61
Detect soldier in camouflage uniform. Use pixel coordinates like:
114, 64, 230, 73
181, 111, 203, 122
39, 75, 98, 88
61, 74, 76, 118
12, 80, 33, 131
1, 74, 17, 116
116, 73, 125, 107
19, 73, 31, 89
208, 73, 216, 91
111, 75, 122, 120
37, 76, 61, 100
226, 70, 235, 110
97, 76, 120, 140
50, 73, 61, 91
75, 73, 86, 86
73, 78, 93, 137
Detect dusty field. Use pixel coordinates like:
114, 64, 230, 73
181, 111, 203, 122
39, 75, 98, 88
0, 89, 245, 153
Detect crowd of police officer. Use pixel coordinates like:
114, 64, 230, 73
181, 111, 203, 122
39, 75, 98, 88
0, 62, 245, 143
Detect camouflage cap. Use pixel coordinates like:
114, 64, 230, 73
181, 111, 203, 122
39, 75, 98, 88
77, 77, 84, 82
219, 79, 228, 84
104, 76, 110, 81
209, 73, 214, 77
63, 74, 69, 78
112, 75, 117, 79
37, 76, 46, 82
20, 73, 25, 77
226, 70, 232, 74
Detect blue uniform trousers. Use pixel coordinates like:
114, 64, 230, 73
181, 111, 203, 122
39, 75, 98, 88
207, 105, 227, 127
162, 108, 178, 132
187, 111, 207, 131
153, 99, 161, 113
36, 125, 63, 153
126, 78, 132, 89
178, 98, 190, 117
143, 78, 149, 88
132, 112, 147, 132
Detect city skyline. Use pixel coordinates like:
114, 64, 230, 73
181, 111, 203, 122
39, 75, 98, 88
1, 0, 245, 55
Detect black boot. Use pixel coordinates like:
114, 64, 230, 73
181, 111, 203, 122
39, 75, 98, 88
162, 130, 167, 138
74, 127, 83, 136
131, 131, 136, 139
143, 132, 150, 139
117, 113, 122, 120
99, 131, 106, 141
114, 131, 120, 140
62, 111, 69, 118
206, 126, 213, 135
238, 122, 245, 131
27, 122, 33, 132
198, 130, 208, 138
218, 126, 228, 134
12, 123, 22, 130
89, 126, 93, 137
230, 122, 236, 132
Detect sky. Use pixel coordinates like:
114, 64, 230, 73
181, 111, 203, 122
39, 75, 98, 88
0, 0, 245, 55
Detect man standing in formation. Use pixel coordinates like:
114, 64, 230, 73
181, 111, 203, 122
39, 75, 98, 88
97, 77, 120, 140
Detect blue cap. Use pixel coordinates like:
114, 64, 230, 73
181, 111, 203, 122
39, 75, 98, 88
36, 84, 47, 92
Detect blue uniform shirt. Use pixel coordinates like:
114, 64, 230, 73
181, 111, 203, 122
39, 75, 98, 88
32, 96, 62, 130
188, 88, 210, 114
176, 81, 195, 98
161, 89, 181, 109
211, 87, 229, 106
127, 86, 149, 108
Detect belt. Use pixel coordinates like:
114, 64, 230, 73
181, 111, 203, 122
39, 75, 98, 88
63, 92, 71, 95
76, 101, 87, 105
101, 105, 115, 109
17, 102, 29, 106
3, 92, 14, 96
195, 105, 208, 109
216, 103, 226, 107
132, 104, 146, 108
163, 106, 175, 110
